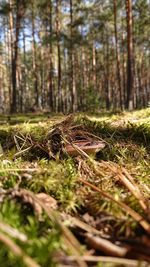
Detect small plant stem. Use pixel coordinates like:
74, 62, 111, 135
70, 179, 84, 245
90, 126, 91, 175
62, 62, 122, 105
104, 162, 148, 212
0, 231, 40, 267
79, 178, 150, 234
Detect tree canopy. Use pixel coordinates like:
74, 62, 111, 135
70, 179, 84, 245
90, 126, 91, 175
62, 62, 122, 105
0, 0, 149, 113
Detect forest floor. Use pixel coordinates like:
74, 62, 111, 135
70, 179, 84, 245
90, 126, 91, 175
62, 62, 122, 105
0, 109, 150, 267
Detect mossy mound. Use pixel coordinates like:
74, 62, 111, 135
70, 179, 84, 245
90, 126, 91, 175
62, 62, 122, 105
0, 110, 150, 266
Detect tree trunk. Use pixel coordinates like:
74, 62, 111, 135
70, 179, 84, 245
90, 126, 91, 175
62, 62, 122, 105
48, 0, 54, 111
113, 0, 122, 109
31, 1, 39, 108
125, 0, 134, 110
10, 0, 25, 113
8, 0, 14, 111
121, 24, 126, 107
92, 42, 96, 92
70, 0, 77, 112
105, 32, 110, 110
21, 23, 27, 112
81, 47, 87, 110
56, 0, 63, 112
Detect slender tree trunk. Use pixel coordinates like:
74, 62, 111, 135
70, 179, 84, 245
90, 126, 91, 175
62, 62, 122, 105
22, 23, 26, 112
70, 0, 77, 112
11, 0, 25, 113
81, 47, 87, 110
8, 1, 14, 111
0, 61, 3, 112
40, 46, 45, 108
105, 32, 110, 110
92, 42, 96, 92
4, 17, 11, 111
113, 0, 122, 109
48, 0, 53, 111
121, 25, 126, 107
56, 0, 62, 112
125, 0, 134, 110
31, 2, 39, 108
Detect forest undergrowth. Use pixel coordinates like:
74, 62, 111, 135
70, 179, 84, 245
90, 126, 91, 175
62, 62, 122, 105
0, 109, 150, 267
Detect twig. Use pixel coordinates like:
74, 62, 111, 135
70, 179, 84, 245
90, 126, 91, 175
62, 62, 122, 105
0, 221, 27, 242
14, 146, 32, 158
0, 231, 40, 267
62, 136, 91, 159
0, 168, 39, 172
104, 162, 148, 212
65, 215, 102, 235
65, 255, 148, 266
85, 233, 129, 257
79, 178, 150, 234
10, 189, 87, 267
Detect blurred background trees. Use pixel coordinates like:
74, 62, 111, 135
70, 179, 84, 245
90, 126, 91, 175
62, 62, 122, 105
0, 0, 149, 113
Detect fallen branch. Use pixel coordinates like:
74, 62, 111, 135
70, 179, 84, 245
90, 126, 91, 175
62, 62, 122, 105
85, 233, 129, 257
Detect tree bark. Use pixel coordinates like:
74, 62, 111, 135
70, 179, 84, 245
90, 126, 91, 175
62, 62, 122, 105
92, 42, 96, 92
125, 0, 134, 110
56, 0, 63, 112
8, 0, 14, 111
48, 0, 54, 111
105, 32, 110, 110
10, 0, 25, 113
113, 0, 122, 109
31, 1, 39, 108
70, 0, 77, 112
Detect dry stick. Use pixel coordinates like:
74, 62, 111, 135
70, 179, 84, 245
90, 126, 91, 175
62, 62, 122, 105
68, 128, 109, 146
0, 222, 27, 242
20, 138, 29, 151
42, 210, 87, 267
65, 255, 148, 267
68, 216, 102, 236
122, 166, 149, 201
64, 135, 106, 158
0, 231, 40, 267
85, 233, 129, 257
79, 178, 150, 234
63, 135, 104, 165
14, 134, 30, 151
41, 205, 88, 267
14, 135, 21, 151
105, 162, 148, 212
62, 136, 91, 159
0, 168, 39, 172
14, 146, 32, 158
87, 132, 109, 146
140, 182, 150, 194
119, 171, 148, 212
14, 133, 35, 158
61, 234, 88, 267
13, 189, 87, 267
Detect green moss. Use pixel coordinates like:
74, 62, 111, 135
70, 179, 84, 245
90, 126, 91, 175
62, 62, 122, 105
0, 200, 61, 267
27, 159, 80, 212
0, 109, 150, 265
